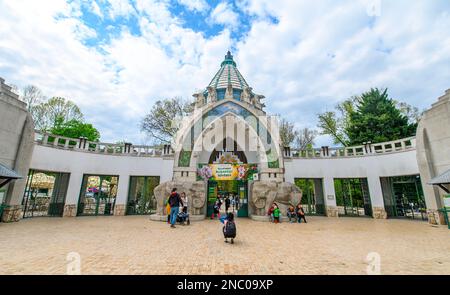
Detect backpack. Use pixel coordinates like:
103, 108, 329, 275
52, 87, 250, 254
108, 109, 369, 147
224, 221, 236, 238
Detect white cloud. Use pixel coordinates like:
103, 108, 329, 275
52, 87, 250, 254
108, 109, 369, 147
0, 0, 449, 147
90, 0, 103, 19
177, 0, 209, 12
105, 0, 135, 19
209, 2, 239, 29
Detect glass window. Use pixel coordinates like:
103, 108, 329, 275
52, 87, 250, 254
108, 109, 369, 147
127, 176, 160, 215
78, 175, 118, 216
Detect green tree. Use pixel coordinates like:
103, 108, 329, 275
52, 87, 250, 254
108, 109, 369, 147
33, 97, 83, 131
141, 97, 194, 144
50, 117, 100, 141
318, 88, 417, 146
346, 88, 416, 145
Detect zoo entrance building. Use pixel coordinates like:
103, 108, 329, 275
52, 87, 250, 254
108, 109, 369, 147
0, 52, 449, 225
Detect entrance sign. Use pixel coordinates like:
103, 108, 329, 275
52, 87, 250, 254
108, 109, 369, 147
197, 164, 258, 181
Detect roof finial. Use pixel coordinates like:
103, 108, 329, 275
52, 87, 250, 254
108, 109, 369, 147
225, 50, 233, 60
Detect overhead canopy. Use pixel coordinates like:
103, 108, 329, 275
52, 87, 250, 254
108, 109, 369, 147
0, 163, 22, 189
428, 169, 450, 193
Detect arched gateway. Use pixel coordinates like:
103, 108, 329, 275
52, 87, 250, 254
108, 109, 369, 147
152, 52, 302, 221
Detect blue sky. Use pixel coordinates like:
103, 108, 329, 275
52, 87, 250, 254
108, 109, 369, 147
0, 0, 449, 146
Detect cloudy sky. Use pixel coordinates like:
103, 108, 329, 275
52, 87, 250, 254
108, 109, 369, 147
1, 0, 449, 146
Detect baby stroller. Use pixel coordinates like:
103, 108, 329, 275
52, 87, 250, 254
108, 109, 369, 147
176, 211, 190, 225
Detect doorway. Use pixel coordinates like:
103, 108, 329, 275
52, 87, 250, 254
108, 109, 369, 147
334, 178, 372, 217
77, 175, 118, 216
22, 170, 70, 218
380, 175, 426, 220
294, 178, 325, 215
207, 180, 248, 218
127, 176, 160, 215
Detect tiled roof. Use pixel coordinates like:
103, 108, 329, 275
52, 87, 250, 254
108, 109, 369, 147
207, 51, 249, 90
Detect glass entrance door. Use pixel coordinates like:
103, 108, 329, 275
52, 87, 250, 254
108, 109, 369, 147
335, 178, 372, 217
22, 170, 70, 218
206, 180, 248, 218
294, 178, 325, 215
77, 175, 118, 216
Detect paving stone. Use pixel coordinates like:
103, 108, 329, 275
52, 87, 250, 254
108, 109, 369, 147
0, 216, 449, 274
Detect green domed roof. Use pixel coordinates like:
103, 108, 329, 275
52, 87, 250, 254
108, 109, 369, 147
207, 51, 249, 90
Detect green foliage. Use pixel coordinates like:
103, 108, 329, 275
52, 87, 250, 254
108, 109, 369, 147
317, 88, 417, 146
50, 117, 100, 142
33, 96, 83, 131
346, 88, 416, 145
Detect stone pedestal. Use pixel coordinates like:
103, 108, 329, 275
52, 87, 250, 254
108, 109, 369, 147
114, 204, 126, 216
1, 205, 22, 222
372, 207, 387, 219
326, 206, 339, 217
63, 204, 77, 217
427, 209, 446, 225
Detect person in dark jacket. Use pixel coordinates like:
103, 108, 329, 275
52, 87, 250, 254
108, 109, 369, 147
296, 203, 307, 223
169, 188, 183, 228
225, 195, 231, 213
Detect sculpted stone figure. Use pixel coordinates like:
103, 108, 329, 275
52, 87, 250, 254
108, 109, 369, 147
153, 180, 206, 216
241, 86, 252, 103
193, 92, 205, 108
207, 86, 217, 103
250, 181, 302, 216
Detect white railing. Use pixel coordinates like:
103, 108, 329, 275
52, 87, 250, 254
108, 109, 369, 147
34, 130, 415, 159
286, 136, 416, 159
33, 130, 173, 157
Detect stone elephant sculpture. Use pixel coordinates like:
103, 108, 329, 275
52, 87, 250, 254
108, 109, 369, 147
250, 181, 302, 216
153, 181, 206, 217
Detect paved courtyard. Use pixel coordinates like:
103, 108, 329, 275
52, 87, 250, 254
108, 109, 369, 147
0, 216, 449, 275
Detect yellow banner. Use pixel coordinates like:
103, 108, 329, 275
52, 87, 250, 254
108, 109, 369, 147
211, 164, 238, 180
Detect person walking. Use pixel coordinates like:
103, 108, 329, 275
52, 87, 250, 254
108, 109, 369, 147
211, 197, 221, 219
225, 195, 231, 213
169, 188, 183, 228
234, 194, 240, 211
296, 204, 307, 223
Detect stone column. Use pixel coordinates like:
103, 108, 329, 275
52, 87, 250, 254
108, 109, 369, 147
62, 171, 83, 217
367, 174, 387, 219
323, 175, 338, 217
2, 113, 35, 222
114, 174, 129, 216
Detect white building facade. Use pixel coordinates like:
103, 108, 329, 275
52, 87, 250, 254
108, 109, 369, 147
2, 52, 448, 224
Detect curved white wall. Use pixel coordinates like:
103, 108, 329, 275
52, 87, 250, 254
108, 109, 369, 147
284, 149, 419, 208
30, 143, 420, 215
30, 145, 174, 206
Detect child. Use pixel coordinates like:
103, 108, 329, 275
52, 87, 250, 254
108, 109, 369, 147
273, 204, 280, 224
211, 198, 221, 219
165, 196, 171, 224
221, 212, 236, 244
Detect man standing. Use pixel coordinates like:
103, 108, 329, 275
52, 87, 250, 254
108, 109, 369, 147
225, 195, 231, 213
169, 188, 183, 228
